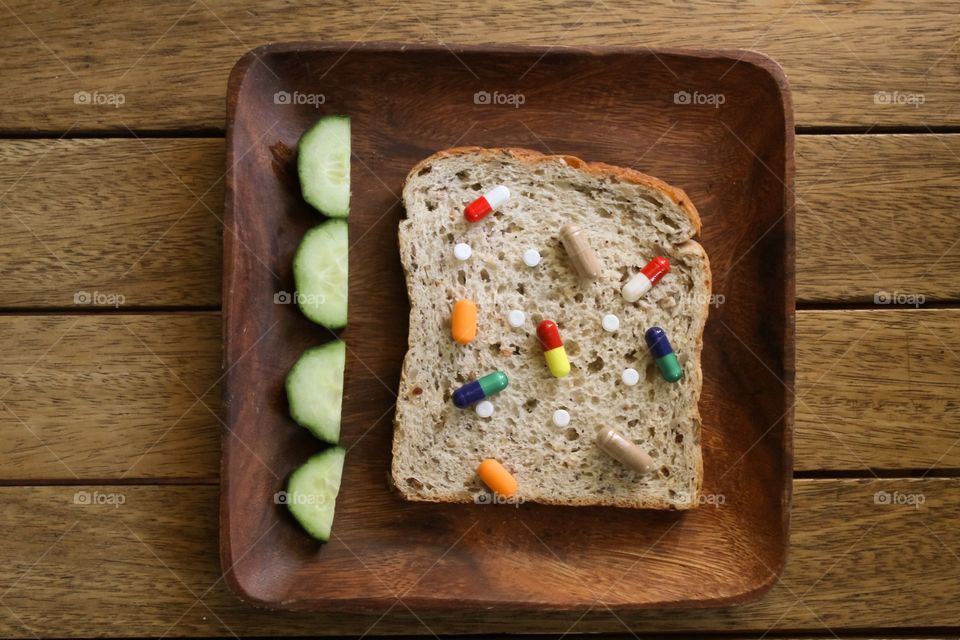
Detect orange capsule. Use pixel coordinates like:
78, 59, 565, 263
476, 458, 517, 497
451, 299, 477, 345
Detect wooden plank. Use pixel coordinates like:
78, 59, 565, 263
1, 309, 958, 479
796, 309, 960, 471
797, 135, 960, 303
0, 314, 220, 480
5, 135, 960, 307
0, 139, 222, 307
0, 479, 955, 636
0, 1, 956, 130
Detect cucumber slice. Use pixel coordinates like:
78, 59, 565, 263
298, 115, 350, 217
287, 447, 346, 541
294, 219, 348, 328
286, 341, 345, 444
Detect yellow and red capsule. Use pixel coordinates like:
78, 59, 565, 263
536, 319, 570, 378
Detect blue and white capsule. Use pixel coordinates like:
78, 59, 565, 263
644, 327, 683, 383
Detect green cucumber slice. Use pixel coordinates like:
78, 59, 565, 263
298, 115, 350, 217
286, 341, 345, 444
287, 447, 345, 541
294, 219, 348, 328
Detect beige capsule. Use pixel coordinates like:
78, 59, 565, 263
559, 223, 602, 281
595, 426, 656, 475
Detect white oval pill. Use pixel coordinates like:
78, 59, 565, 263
476, 400, 494, 418
553, 409, 570, 428
453, 243, 472, 261
507, 309, 525, 328
522, 249, 541, 267
622, 368, 640, 386
602, 314, 620, 332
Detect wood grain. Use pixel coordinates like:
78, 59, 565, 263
3, 308, 959, 480
4, 135, 960, 307
0, 314, 220, 480
0, 139, 222, 307
0, 0, 957, 130
796, 309, 960, 471
797, 135, 960, 302
0, 479, 956, 636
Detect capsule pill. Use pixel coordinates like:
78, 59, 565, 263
622, 256, 670, 302
559, 223, 601, 280
537, 319, 571, 378
452, 371, 509, 408
451, 299, 477, 345
645, 326, 683, 382
477, 458, 517, 497
464, 185, 510, 223
595, 426, 655, 475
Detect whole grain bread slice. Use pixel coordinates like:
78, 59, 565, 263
392, 147, 710, 509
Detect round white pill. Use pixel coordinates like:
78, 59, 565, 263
453, 243, 472, 261
552, 409, 570, 428
522, 249, 541, 267
622, 368, 640, 386
507, 309, 525, 328
602, 314, 620, 332
476, 400, 494, 418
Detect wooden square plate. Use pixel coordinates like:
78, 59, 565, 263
222, 42, 794, 614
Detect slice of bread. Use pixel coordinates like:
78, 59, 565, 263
392, 147, 710, 509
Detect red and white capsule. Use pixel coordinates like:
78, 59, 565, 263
621, 256, 670, 302
464, 185, 510, 223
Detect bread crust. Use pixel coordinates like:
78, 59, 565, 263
394, 147, 709, 509
405, 146, 702, 235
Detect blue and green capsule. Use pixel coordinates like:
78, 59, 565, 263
645, 327, 683, 383
452, 371, 509, 408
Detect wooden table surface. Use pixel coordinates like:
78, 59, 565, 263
1, 1, 958, 638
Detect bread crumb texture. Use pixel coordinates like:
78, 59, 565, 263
393, 148, 710, 509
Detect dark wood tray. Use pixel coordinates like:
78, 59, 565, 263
221, 42, 794, 614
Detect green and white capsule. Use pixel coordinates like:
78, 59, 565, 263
645, 327, 683, 383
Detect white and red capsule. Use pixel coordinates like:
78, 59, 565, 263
621, 256, 670, 302
464, 185, 510, 223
